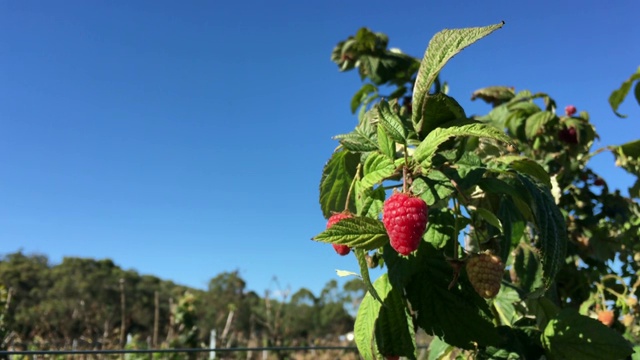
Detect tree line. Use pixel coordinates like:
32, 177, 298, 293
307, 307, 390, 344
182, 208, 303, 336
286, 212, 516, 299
0, 251, 363, 353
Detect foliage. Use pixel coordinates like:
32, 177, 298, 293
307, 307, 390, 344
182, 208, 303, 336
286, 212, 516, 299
314, 23, 639, 359
0, 252, 360, 355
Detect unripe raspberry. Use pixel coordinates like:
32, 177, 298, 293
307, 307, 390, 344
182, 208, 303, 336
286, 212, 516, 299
598, 310, 615, 327
382, 192, 428, 256
466, 252, 504, 298
565, 105, 577, 117
327, 213, 352, 256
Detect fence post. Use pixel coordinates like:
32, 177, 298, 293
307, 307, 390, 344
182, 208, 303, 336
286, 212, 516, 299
209, 330, 216, 360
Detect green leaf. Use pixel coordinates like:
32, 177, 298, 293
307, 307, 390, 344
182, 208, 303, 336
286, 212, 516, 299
354, 284, 379, 360
415, 92, 466, 139
312, 217, 389, 251
377, 99, 407, 144
424, 208, 456, 249
471, 86, 516, 107
613, 139, 640, 185
412, 172, 455, 207
412, 22, 505, 125
351, 83, 378, 114
355, 248, 383, 305
527, 296, 559, 330
354, 274, 416, 360
511, 243, 544, 297
355, 183, 386, 218
377, 123, 395, 159
497, 197, 526, 264
525, 111, 555, 139
541, 309, 633, 360
361, 153, 396, 188
475, 207, 503, 232
492, 285, 521, 326
333, 130, 379, 152
373, 274, 417, 359
427, 337, 452, 360
414, 121, 514, 171
319, 149, 360, 218
493, 155, 551, 188
388, 242, 500, 349
517, 174, 567, 289
609, 66, 640, 118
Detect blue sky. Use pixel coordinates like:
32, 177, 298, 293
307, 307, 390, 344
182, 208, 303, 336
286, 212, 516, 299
1, 1, 639, 297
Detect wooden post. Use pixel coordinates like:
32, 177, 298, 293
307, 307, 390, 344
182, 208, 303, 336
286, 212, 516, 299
119, 278, 126, 360
153, 290, 159, 347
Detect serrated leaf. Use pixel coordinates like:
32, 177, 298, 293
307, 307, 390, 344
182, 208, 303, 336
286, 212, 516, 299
492, 285, 521, 326
517, 175, 567, 290
412, 22, 505, 125
355, 183, 386, 218
354, 274, 416, 360
313, 217, 389, 250
415, 92, 466, 139
355, 286, 379, 360
412, 172, 455, 207
319, 149, 360, 218
377, 99, 407, 144
525, 110, 555, 139
373, 274, 417, 359
541, 309, 633, 360
471, 86, 516, 107
351, 83, 378, 114
333, 131, 379, 152
493, 155, 551, 188
428, 337, 452, 360
511, 243, 544, 298
377, 123, 395, 159
361, 153, 396, 188
475, 207, 503, 232
613, 139, 640, 178
497, 197, 526, 263
424, 208, 456, 249
609, 66, 640, 118
388, 242, 500, 349
414, 121, 514, 170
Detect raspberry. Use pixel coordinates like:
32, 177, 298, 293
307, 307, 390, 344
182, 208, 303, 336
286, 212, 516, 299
558, 127, 578, 144
382, 192, 428, 256
466, 252, 504, 298
565, 105, 577, 117
594, 178, 605, 186
598, 310, 615, 327
327, 213, 352, 256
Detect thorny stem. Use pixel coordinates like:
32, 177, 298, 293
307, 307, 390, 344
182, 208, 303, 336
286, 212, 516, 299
344, 163, 361, 212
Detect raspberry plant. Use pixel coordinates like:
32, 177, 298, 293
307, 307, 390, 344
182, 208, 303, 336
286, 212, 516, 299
313, 23, 638, 359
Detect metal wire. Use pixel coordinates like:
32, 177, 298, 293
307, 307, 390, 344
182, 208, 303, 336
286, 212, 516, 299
0, 345, 359, 356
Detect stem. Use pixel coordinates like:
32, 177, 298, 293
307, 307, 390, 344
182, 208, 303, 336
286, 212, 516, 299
452, 198, 460, 260
584, 146, 615, 162
344, 163, 361, 211
403, 143, 410, 193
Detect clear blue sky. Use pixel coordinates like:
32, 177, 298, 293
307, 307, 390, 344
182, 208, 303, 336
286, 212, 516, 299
1, 1, 639, 297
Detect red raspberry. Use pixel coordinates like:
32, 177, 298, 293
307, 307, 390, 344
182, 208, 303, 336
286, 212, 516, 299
466, 252, 504, 299
594, 178, 605, 186
558, 127, 578, 144
565, 105, 577, 116
382, 193, 428, 256
327, 213, 352, 256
